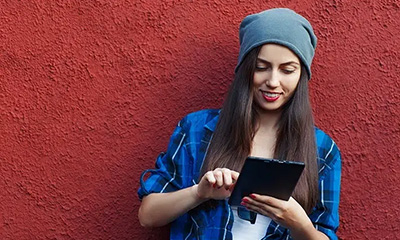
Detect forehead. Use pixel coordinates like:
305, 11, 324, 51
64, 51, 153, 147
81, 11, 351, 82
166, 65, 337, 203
257, 44, 300, 64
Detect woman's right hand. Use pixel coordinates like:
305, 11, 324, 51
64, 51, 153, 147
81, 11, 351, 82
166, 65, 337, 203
140, 168, 239, 227
195, 168, 240, 200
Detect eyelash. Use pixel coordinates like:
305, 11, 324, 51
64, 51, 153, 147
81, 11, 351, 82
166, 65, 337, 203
282, 69, 295, 74
255, 66, 268, 71
255, 66, 295, 74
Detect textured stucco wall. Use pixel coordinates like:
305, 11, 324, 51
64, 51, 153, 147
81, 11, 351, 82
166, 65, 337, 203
0, 0, 399, 239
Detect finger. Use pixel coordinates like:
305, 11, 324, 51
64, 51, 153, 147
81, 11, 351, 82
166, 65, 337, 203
242, 196, 278, 215
245, 204, 283, 224
213, 169, 223, 187
222, 168, 232, 189
231, 170, 240, 183
249, 194, 285, 209
241, 199, 272, 218
204, 171, 216, 185
228, 182, 236, 191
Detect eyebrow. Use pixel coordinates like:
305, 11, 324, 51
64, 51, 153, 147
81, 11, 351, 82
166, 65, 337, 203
257, 58, 300, 66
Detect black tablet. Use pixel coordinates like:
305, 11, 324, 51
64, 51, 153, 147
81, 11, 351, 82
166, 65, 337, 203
228, 156, 305, 206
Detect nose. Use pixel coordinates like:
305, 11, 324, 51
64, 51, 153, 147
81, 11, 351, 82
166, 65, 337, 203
265, 69, 280, 88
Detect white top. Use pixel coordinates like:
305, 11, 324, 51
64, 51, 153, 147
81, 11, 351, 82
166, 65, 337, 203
231, 206, 272, 240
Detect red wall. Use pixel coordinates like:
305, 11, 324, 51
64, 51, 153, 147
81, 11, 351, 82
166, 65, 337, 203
1, 0, 399, 239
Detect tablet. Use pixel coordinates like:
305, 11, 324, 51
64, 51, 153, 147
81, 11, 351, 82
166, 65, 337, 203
228, 157, 305, 206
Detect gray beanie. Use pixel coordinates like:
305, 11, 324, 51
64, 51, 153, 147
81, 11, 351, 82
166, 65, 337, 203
235, 8, 317, 79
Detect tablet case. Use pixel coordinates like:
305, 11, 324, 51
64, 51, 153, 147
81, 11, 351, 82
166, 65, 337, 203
228, 157, 305, 206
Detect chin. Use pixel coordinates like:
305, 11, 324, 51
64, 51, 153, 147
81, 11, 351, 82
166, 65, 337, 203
256, 104, 283, 114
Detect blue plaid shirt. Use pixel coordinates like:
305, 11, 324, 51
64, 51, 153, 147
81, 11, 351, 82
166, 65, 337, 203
138, 109, 341, 240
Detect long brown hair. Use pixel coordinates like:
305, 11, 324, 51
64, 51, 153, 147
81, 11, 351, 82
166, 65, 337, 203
200, 46, 318, 213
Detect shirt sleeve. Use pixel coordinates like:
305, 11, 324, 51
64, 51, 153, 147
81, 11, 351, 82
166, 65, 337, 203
137, 117, 193, 200
310, 140, 342, 240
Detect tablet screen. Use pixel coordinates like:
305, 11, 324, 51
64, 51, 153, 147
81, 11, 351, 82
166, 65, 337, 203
228, 157, 305, 206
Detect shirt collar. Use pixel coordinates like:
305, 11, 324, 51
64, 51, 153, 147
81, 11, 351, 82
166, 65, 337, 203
204, 110, 220, 132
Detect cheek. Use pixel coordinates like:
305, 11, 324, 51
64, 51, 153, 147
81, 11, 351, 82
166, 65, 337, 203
285, 75, 301, 92
252, 76, 260, 87
253, 72, 266, 86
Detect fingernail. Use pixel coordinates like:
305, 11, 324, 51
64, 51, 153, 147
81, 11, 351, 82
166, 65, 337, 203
250, 194, 256, 199
242, 198, 249, 203
240, 201, 246, 206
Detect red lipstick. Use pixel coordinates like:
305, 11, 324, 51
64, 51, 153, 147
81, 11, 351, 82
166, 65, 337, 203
261, 91, 280, 102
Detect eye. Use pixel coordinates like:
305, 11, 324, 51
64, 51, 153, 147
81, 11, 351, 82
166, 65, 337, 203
255, 64, 270, 71
281, 69, 296, 74
255, 66, 266, 71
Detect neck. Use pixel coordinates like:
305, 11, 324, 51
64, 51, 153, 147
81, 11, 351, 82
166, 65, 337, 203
256, 109, 282, 132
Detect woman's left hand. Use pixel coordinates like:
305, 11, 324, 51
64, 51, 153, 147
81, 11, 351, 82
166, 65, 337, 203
241, 194, 312, 231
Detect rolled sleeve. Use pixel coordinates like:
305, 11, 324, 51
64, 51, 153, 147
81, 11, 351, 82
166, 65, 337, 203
310, 141, 341, 240
138, 118, 193, 200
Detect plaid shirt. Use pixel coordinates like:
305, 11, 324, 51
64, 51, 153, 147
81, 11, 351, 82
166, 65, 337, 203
138, 109, 341, 240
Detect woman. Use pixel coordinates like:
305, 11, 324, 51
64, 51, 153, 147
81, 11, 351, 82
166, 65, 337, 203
138, 8, 341, 240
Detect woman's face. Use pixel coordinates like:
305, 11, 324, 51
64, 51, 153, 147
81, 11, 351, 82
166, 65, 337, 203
253, 44, 301, 113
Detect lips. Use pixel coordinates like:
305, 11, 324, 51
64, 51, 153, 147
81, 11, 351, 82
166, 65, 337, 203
261, 90, 281, 102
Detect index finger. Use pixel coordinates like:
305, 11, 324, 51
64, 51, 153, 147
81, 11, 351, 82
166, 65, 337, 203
231, 170, 239, 181
249, 194, 285, 208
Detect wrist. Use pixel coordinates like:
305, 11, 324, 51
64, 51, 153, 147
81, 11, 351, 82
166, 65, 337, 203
290, 220, 317, 239
191, 184, 208, 202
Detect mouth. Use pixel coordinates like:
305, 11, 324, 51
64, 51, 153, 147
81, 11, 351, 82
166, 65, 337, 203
261, 90, 281, 102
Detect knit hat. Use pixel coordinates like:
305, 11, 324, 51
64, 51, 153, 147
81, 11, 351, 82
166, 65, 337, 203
235, 8, 317, 79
